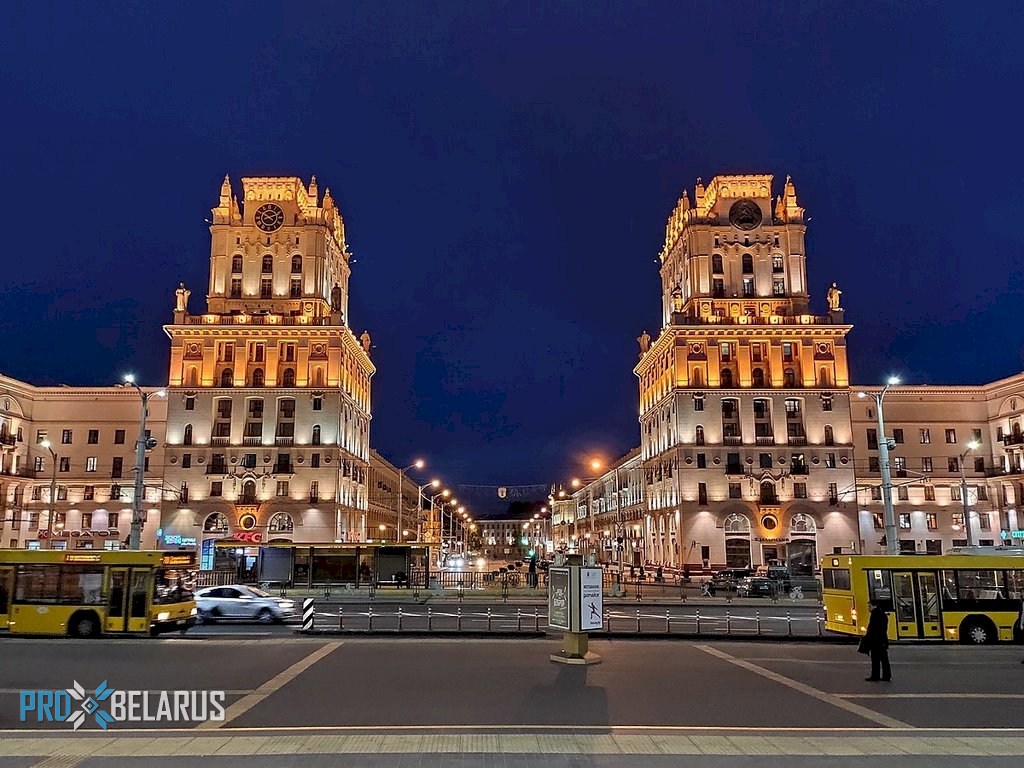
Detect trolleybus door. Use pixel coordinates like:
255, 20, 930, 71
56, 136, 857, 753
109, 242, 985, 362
916, 571, 942, 638
105, 567, 130, 633
891, 571, 920, 639
0, 566, 12, 630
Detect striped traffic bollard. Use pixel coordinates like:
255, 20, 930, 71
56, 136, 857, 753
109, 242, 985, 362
301, 598, 315, 632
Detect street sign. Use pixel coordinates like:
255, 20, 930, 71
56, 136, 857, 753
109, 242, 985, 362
548, 567, 571, 630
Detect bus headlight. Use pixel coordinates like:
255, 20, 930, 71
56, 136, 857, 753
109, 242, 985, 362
190, 607, 198, 616
157, 612, 170, 622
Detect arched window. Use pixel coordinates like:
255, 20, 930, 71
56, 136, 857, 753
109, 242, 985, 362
262, 254, 273, 273
282, 368, 296, 387
203, 512, 229, 533
751, 368, 765, 387
232, 255, 243, 273
724, 513, 751, 534
251, 368, 265, 387
720, 368, 733, 387
241, 480, 257, 504
790, 513, 816, 534
312, 367, 325, 387
742, 254, 753, 273
760, 481, 777, 504
692, 368, 703, 386
186, 367, 199, 387
183, 424, 193, 446
221, 369, 233, 387
291, 254, 302, 273
824, 425, 835, 446
712, 254, 724, 274
695, 425, 705, 445
818, 367, 831, 386
784, 368, 796, 388
311, 425, 321, 445
269, 512, 294, 534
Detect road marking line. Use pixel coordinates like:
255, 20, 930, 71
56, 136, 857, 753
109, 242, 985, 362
195, 641, 342, 730
694, 644, 911, 729
29, 757, 86, 768
839, 693, 1024, 699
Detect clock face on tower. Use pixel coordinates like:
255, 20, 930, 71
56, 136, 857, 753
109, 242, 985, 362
728, 199, 762, 230
254, 203, 285, 233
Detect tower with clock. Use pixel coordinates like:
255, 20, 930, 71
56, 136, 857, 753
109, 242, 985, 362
631, 174, 858, 576
162, 175, 375, 550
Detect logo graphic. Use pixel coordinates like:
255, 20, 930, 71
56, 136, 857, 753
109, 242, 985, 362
65, 681, 115, 730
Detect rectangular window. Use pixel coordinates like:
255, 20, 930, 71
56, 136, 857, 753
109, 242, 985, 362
948, 457, 959, 472
61, 429, 73, 445
230, 278, 242, 298
979, 513, 991, 531
742, 277, 754, 297
36, 430, 48, 445
759, 453, 772, 469
825, 452, 837, 468
728, 482, 741, 499
925, 485, 936, 501
697, 482, 708, 505
893, 456, 906, 473
978, 486, 988, 501
925, 513, 938, 531
822, 398, 832, 412
693, 397, 704, 412
57, 487, 68, 501
945, 429, 956, 444
871, 486, 881, 501
773, 278, 786, 296
107, 512, 119, 528
182, 453, 191, 469
872, 512, 884, 530
828, 483, 838, 504
899, 512, 911, 529
309, 481, 319, 502
81, 512, 93, 529
59, 457, 71, 472
311, 452, 321, 468
972, 428, 982, 443
897, 486, 909, 500
260, 278, 272, 298
921, 457, 933, 472
869, 457, 880, 473
312, 397, 323, 411
974, 457, 985, 473
111, 457, 123, 478
276, 481, 289, 497
109, 485, 121, 501
951, 485, 962, 501
920, 428, 931, 444
712, 278, 724, 297
794, 482, 807, 499
866, 429, 878, 450
210, 482, 222, 497
290, 278, 302, 298
696, 453, 706, 469
34, 456, 44, 472
114, 430, 125, 445
892, 428, 904, 444
83, 486, 94, 501
87, 430, 99, 445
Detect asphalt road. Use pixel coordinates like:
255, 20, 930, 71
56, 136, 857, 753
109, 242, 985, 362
1, 636, 1023, 767
208, 601, 825, 636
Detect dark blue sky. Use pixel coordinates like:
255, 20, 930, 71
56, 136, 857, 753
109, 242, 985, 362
2, 2, 1022, 509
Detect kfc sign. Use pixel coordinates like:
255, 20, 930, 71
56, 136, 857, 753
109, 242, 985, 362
228, 531, 263, 544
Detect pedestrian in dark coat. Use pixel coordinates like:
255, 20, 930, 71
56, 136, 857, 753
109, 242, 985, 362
860, 599, 891, 681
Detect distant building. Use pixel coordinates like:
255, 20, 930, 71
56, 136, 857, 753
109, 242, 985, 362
479, 516, 550, 561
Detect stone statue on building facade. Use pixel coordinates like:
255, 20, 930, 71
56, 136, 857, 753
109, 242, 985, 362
671, 284, 684, 313
826, 282, 842, 311
637, 330, 651, 354
174, 283, 191, 313
331, 284, 343, 313
360, 330, 372, 354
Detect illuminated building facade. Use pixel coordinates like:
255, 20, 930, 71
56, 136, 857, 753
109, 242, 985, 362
159, 176, 376, 566
633, 175, 859, 573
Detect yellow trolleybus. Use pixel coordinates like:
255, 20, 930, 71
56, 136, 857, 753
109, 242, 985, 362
0, 550, 198, 638
822, 551, 1024, 644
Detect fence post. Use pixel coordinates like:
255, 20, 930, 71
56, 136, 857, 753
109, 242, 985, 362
665, 609, 671, 634
786, 609, 792, 636
398, 606, 404, 631
755, 609, 761, 636
695, 608, 701, 635
502, 578, 509, 603
636, 608, 641, 633
635, 580, 642, 602
534, 606, 540, 631
368, 604, 374, 631
457, 606, 463, 631
301, 598, 315, 632
817, 609, 823, 636
323, 582, 331, 599
517, 607, 522, 632
427, 606, 433, 631
487, 607, 492, 632
604, 608, 610, 632
338, 605, 343, 630
726, 608, 731, 635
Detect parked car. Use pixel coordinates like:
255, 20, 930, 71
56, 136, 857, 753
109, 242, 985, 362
195, 585, 297, 624
711, 568, 753, 586
735, 576, 778, 598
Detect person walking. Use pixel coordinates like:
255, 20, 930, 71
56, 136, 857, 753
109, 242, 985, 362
860, 599, 891, 682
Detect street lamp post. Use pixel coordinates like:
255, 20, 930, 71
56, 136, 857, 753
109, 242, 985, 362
859, 377, 900, 555
39, 440, 58, 548
959, 441, 981, 547
396, 459, 424, 547
417, 479, 440, 542
124, 375, 166, 550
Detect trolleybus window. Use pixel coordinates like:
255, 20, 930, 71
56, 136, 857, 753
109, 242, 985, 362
865, 569, 892, 610
822, 568, 850, 590
14, 565, 105, 605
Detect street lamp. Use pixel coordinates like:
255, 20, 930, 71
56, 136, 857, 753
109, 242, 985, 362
858, 376, 901, 555
958, 440, 981, 547
123, 375, 167, 550
39, 439, 58, 548
396, 459, 425, 548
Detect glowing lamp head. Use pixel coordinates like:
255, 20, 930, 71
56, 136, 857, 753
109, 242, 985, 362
967, 440, 981, 451
40, 439, 51, 450
857, 392, 867, 399
123, 374, 136, 385
886, 376, 901, 386
590, 459, 602, 471
430, 479, 440, 488
414, 459, 425, 469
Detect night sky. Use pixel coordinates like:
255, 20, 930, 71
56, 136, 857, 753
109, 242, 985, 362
2, 3, 1022, 513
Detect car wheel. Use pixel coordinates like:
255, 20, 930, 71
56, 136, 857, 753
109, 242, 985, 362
256, 608, 275, 624
195, 609, 212, 625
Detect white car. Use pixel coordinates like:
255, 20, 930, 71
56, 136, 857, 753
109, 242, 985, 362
194, 585, 296, 624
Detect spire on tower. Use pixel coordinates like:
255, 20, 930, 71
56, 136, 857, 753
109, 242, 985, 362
308, 175, 319, 205
219, 175, 232, 207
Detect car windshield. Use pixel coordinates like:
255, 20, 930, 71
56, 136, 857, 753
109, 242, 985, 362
153, 569, 195, 605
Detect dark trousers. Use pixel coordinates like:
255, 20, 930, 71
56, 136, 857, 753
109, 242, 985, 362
870, 646, 891, 680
